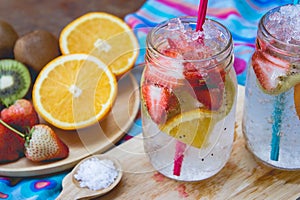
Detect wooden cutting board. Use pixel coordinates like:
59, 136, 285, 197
0, 73, 140, 177
91, 86, 300, 200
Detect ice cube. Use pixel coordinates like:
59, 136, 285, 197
267, 4, 300, 44
160, 18, 229, 60
167, 18, 185, 32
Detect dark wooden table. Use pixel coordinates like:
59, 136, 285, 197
0, 0, 146, 38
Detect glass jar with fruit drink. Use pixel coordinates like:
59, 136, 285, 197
141, 16, 237, 181
243, 4, 300, 169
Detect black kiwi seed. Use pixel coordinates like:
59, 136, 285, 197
0, 59, 31, 106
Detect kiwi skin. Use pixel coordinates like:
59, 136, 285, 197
0, 20, 18, 58
14, 30, 60, 72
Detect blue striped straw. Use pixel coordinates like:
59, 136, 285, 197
270, 93, 285, 161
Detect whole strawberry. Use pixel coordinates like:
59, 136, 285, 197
0, 123, 24, 163
25, 124, 69, 162
1, 99, 39, 131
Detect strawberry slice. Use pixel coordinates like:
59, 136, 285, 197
252, 51, 289, 92
182, 61, 225, 110
167, 38, 178, 49
194, 86, 224, 110
163, 49, 179, 58
183, 63, 206, 88
183, 62, 225, 89
142, 83, 179, 124
207, 66, 226, 87
162, 38, 181, 58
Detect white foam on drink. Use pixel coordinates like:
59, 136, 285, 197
266, 4, 300, 45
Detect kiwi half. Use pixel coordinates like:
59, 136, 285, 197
0, 59, 31, 106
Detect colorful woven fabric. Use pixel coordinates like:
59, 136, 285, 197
0, 0, 294, 199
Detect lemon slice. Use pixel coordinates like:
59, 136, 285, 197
32, 54, 117, 130
59, 12, 139, 76
160, 109, 217, 148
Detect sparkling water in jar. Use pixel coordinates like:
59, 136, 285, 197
243, 4, 300, 169
141, 16, 237, 181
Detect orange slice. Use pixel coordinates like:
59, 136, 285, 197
59, 12, 139, 76
32, 54, 117, 130
160, 109, 216, 148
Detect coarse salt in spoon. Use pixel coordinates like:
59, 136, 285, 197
56, 154, 122, 200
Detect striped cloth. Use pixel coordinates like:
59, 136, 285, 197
0, 0, 294, 199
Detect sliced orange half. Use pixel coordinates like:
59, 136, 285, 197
59, 12, 139, 76
32, 54, 117, 130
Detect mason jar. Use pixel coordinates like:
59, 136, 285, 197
243, 4, 300, 169
141, 16, 237, 181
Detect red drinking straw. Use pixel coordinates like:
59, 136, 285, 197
172, 0, 209, 177
173, 141, 186, 176
196, 0, 208, 31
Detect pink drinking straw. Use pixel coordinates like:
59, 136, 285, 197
172, 0, 209, 177
173, 141, 186, 176
196, 0, 208, 31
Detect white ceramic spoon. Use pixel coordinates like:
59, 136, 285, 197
56, 154, 122, 200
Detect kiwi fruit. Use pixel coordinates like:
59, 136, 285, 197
0, 59, 31, 106
14, 30, 60, 72
0, 20, 19, 58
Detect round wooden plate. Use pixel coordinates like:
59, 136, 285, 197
0, 72, 140, 177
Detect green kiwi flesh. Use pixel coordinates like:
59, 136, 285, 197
0, 59, 31, 106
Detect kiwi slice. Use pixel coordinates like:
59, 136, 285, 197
0, 59, 31, 106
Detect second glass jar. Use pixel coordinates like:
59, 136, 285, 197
243, 4, 300, 170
